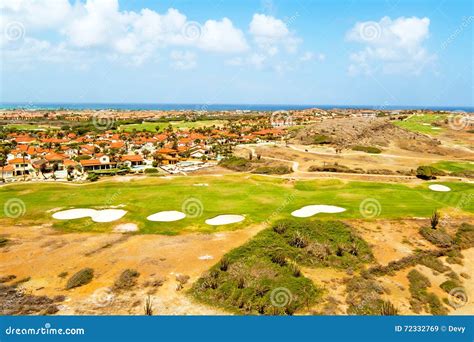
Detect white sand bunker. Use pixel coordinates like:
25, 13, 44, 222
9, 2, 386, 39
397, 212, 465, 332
429, 184, 451, 192
291, 205, 346, 218
52, 208, 97, 220
52, 208, 127, 222
147, 211, 186, 222
113, 223, 138, 232
205, 215, 245, 226
193, 183, 209, 187
91, 209, 127, 223
198, 255, 214, 260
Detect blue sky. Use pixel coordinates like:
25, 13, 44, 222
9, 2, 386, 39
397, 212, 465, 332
0, 0, 472, 106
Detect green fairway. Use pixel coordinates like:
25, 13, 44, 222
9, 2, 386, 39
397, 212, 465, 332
118, 120, 227, 132
430, 161, 474, 173
5, 123, 60, 131
393, 114, 446, 135
0, 175, 472, 235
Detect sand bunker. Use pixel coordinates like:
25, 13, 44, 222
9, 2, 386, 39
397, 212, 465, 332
193, 183, 209, 187
52, 208, 127, 222
52, 208, 97, 220
291, 205, 346, 218
91, 209, 127, 223
198, 255, 214, 260
113, 223, 138, 232
205, 215, 245, 226
147, 211, 186, 222
429, 184, 451, 192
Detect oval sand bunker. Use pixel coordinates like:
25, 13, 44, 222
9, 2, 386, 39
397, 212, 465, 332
147, 211, 186, 222
291, 205, 346, 218
205, 215, 245, 226
91, 209, 127, 222
429, 184, 451, 192
52, 208, 97, 220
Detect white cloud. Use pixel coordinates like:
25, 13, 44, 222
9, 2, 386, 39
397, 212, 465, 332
0, 0, 73, 30
1, 0, 249, 67
170, 50, 197, 70
249, 13, 301, 54
199, 18, 248, 53
346, 16, 435, 75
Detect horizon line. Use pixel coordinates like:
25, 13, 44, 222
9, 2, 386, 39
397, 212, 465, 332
0, 101, 472, 109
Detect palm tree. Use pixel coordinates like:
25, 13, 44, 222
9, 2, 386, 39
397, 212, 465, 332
0, 155, 6, 182
21, 152, 27, 181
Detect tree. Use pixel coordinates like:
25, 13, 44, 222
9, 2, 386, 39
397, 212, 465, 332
431, 210, 440, 230
21, 152, 28, 181
39, 162, 48, 179
0, 155, 6, 182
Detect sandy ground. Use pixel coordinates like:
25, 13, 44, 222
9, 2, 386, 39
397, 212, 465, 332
234, 144, 472, 183
0, 223, 264, 315
1, 216, 472, 316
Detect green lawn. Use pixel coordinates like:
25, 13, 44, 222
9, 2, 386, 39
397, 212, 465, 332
393, 114, 446, 135
430, 161, 474, 173
0, 175, 472, 235
118, 120, 227, 132
5, 124, 60, 131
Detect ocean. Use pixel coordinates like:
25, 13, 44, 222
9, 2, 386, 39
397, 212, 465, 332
0, 102, 472, 112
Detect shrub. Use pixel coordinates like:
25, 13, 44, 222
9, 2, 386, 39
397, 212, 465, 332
352, 145, 382, 154
454, 223, 474, 249
416, 166, 444, 180
313, 134, 332, 144
0, 237, 8, 248
419, 256, 450, 273
271, 252, 287, 266
289, 231, 309, 248
144, 295, 153, 315
252, 165, 292, 175
431, 210, 440, 230
419, 227, 452, 248
87, 172, 99, 182
408, 269, 448, 315
308, 164, 357, 173
144, 168, 159, 174
219, 257, 229, 271
114, 269, 140, 290
440, 279, 461, 294
218, 156, 252, 171
66, 268, 94, 289
380, 300, 399, 315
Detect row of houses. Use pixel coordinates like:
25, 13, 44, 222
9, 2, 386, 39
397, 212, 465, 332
1, 126, 287, 181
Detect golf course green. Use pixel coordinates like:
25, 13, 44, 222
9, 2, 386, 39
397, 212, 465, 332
1, 175, 472, 235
